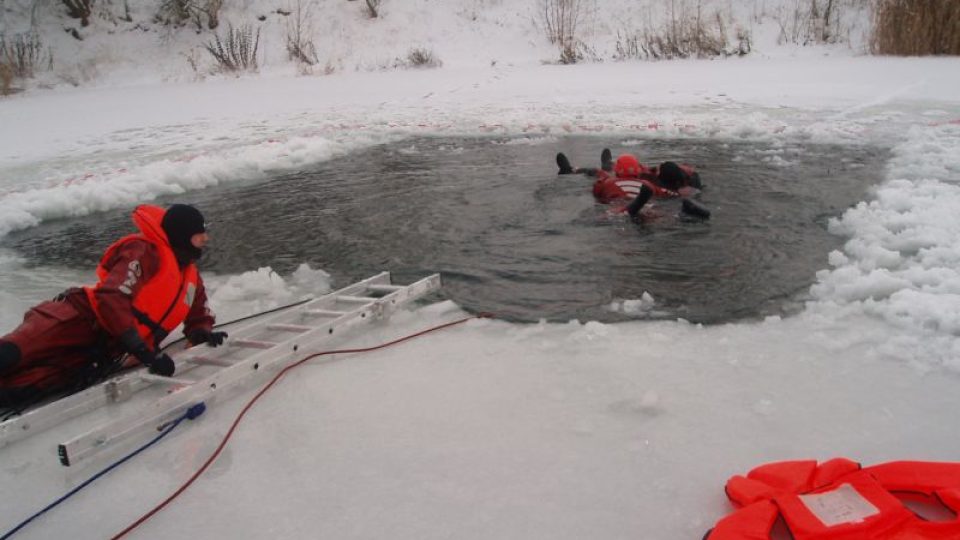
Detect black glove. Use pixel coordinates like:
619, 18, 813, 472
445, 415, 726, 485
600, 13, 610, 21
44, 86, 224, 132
119, 328, 176, 377
147, 353, 176, 376
187, 328, 228, 347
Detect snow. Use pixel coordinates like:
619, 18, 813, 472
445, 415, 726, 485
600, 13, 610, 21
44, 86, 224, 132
2, 0, 960, 539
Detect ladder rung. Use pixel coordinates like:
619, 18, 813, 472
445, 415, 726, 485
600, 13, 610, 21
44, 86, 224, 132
336, 295, 374, 304
368, 284, 402, 293
304, 309, 348, 318
266, 323, 312, 332
139, 374, 196, 386
185, 356, 234, 367
230, 339, 279, 349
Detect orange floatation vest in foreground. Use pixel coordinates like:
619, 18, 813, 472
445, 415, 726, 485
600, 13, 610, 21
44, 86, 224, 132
85, 205, 200, 350
705, 458, 960, 539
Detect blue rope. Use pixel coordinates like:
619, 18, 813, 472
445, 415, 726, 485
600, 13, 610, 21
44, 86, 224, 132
1, 402, 206, 540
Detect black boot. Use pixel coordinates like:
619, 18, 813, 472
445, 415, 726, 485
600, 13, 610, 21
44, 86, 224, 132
681, 198, 711, 219
601, 148, 613, 172
556, 152, 574, 175
0, 341, 21, 375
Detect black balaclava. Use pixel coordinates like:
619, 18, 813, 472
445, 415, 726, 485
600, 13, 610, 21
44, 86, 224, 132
161, 204, 206, 264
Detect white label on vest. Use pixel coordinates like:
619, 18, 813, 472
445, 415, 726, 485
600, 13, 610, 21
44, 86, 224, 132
798, 483, 880, 527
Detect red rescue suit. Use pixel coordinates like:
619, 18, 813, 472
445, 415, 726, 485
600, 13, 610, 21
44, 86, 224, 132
706, 458, 960, 540
0, 205, 213, 395
592, 171, 680, 203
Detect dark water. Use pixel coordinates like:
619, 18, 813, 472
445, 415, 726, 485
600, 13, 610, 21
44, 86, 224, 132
3, 137, 887, 324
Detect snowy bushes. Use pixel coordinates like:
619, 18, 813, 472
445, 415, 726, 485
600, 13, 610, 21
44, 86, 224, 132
364, 0, 381, 19
61, 0, 93, 27
0, 32, 46, 78
203, 24, 260, 73
540, 0, 582, 62
614, 6, 751, 60
0, 31, 49, 93
285, 0, 319, 68
772, 0, 868, 46
406, 47, 441, 68
157, 0, 224, 30
871, 0, 960, 55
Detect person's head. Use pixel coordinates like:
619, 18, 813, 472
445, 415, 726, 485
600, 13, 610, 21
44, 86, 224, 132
161, 204, 207, 263
657, 161, 686, 191
614, 154, 641, 179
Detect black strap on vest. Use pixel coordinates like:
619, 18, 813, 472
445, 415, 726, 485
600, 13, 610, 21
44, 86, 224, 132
132, 308, 170, 349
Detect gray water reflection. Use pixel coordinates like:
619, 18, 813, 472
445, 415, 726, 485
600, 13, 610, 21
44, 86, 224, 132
3, 137, 887, 324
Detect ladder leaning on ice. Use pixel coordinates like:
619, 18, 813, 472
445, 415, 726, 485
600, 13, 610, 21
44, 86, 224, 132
0, 272, 442, 467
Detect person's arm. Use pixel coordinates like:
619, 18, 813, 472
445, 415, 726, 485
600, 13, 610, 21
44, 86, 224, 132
626, 184, 654, 219
183, 275, 227, 347
95, 241, 177, 375
92, 240, 159, 339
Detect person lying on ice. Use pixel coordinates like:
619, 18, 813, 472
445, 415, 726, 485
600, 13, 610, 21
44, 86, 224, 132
556, 148, 709, 219
0, 204, 228, 410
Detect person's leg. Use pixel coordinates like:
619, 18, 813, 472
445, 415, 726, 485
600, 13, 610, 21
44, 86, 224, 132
0, 341, 20, 375
1, 300, 101, 392
681, 198, 711, 219
601, 148, 613, 172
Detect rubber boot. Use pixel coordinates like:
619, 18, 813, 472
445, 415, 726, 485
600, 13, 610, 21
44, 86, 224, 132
681, 198, 711, 219
601, 148, 613, 172
556, 152, 574, 174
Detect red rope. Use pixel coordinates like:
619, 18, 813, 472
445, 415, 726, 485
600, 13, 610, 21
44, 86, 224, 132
111, 314, 485, 539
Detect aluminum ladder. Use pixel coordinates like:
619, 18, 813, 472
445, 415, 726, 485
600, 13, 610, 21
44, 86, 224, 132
0, 272, 441, 466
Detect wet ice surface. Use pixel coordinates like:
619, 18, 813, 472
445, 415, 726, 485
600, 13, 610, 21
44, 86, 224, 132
2, 136, 888, 324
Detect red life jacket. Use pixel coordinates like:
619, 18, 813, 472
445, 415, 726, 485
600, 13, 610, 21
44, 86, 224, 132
592, 169, 681, 203
706, 458, 960, 540
85, 205, 200, 350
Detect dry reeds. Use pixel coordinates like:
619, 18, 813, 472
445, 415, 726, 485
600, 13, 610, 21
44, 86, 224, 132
61, 0, 93, 26
872, 0, 960, 55
0, 62, 12, 96
203, 24, 260, 73
1, 32, 45, 79
615, 6, 751, 60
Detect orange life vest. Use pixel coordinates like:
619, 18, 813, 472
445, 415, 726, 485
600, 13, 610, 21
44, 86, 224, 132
706, 458, 960, 540
85, 205, 200, 350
